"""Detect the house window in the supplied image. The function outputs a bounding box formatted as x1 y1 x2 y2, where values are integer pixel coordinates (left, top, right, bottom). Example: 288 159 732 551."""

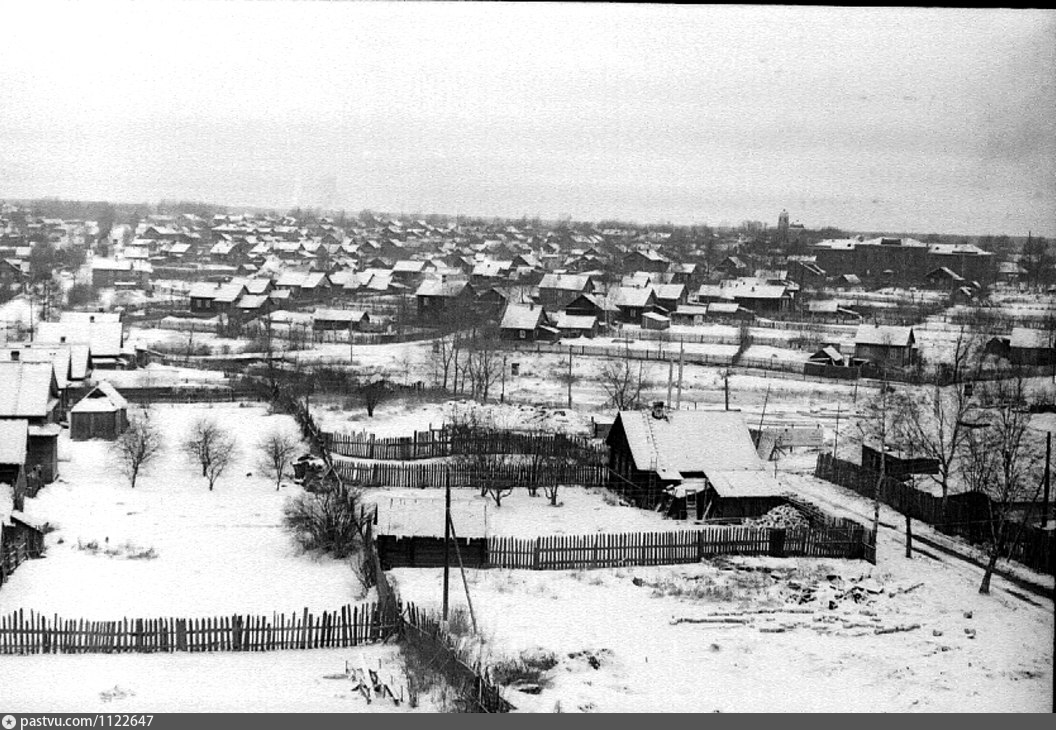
519 330 526 339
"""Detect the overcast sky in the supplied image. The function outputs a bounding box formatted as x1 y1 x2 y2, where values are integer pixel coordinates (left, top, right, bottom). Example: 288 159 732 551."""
1 2 1053 235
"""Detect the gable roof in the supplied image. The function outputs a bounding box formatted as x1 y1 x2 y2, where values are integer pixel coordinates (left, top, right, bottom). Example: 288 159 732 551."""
71 381 127 413
36 320 123 357
854 324 915 347
538 273 592 292
313 308 369 324
500 303 546 330
611 286 655 308
611 410 782 497
0 362 59 418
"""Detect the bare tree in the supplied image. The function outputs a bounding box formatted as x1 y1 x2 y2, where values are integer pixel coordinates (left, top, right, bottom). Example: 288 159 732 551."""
856 376 898 540
430 334 458 391
257 427 302 491
465 327 502 403
960 370 1045 594
183 417 237 491
599 353 643 410
359 377 388 417
111 408 164 489
892 329 981 518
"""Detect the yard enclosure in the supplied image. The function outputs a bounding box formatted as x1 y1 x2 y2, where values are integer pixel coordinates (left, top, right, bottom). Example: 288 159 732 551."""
379 525 876 570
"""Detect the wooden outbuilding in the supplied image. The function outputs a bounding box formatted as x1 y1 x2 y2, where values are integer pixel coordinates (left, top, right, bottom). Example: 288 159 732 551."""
69 382 129 441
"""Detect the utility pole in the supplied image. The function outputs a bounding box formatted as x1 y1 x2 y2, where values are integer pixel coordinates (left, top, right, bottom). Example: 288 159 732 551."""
724 370 730 411
833 403 842 459
1043 431 1052 529
567 346 573 410
666 356 674 409
442 470 451 622
501 354 507 404
676 343 684 410
758 384 771 433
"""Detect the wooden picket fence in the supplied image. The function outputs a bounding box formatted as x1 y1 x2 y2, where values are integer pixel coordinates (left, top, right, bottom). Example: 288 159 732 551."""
334 459 607 489
324 427 606 464
0 602 401 655
485 524 875 570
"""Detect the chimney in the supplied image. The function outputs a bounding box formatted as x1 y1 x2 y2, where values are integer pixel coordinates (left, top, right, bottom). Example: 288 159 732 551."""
60 336 66 343
10 351 19 361
651 401 667 420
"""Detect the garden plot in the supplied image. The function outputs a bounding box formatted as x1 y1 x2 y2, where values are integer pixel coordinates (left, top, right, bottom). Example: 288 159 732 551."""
315 396 594 437
0 646 431 713
365 486 676 538
0 403 361 619
389 550 1052 713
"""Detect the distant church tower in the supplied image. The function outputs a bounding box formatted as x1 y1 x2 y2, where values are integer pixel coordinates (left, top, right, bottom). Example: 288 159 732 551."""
777 209 790 243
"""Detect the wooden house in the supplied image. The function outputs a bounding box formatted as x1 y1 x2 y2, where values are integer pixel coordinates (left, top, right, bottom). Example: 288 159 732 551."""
605 407 785 518
312 308 371 332
610 286 657 325
70 382 128 441
853 324 917 369
537 274 596 310
414 279 475 321
622 249 670 273
1009 327 1056 367
499 303 558 342
0 361 61 483
551 312 599 339
0 419 28 503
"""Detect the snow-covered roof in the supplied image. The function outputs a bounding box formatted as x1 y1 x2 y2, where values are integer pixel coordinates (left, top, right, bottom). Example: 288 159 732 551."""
71 381 127 413
653 284 686 301
415 279 470 298
552 313 596 330
0 362 57 418
538 273 592 292
854 324 915 347
500 303 545 330
0 419 28 465
611 286 654 308
0 346 72 389
36 319 123 357
1010 327 1054 350
376 495 488 539
612 410 782 498
313 308 368 323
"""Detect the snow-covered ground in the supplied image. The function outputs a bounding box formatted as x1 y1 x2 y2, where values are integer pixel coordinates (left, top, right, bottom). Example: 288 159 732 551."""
1 646 430 712
390 549 1051 712
1 404 360 619
367 486 676 538
315 396 595 437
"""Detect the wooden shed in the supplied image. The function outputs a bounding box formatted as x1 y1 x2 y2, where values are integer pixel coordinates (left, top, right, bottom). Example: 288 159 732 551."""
70 382 129 441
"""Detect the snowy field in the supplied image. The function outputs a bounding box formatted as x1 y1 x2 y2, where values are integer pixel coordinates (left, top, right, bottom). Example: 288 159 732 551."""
1 404 361 619
0 646 429 713
367 486 678 538
391 550 1051 713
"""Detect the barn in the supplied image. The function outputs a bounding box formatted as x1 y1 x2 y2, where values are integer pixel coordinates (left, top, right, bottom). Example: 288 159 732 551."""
69 382 129 441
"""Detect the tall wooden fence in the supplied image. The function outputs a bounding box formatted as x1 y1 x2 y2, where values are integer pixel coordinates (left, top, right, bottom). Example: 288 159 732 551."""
0 602 401 655
815 453 1053 575
325 427 605 464
334 459 606 489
